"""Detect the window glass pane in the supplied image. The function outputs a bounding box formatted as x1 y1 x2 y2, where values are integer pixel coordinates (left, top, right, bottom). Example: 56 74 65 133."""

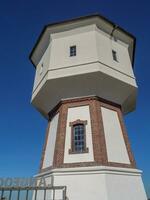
73 124 85 152
39 63 44 75
70 46 76 57
112 50 118 62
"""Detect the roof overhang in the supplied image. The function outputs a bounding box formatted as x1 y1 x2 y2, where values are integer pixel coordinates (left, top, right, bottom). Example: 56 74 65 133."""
29 14 136 68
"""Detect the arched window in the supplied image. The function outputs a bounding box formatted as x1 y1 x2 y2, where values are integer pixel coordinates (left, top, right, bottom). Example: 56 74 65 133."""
69 120 89 154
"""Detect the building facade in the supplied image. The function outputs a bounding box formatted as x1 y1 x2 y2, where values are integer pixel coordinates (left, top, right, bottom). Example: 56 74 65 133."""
30 14 147 200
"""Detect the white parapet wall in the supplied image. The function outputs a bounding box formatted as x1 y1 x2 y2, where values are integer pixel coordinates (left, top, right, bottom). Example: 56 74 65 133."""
36 166 147 200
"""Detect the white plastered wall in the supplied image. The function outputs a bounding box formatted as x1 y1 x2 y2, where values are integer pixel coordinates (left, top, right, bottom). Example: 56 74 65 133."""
64 105 94 163
95 26 135 77
36 166 147 200
42 113 59 168
49 25 97 70
33 24 136 92
106 172 147 200
101 107 130 164
33 43 51 91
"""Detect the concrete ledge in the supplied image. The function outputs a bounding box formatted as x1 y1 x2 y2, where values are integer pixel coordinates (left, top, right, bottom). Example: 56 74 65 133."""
36 166 143 177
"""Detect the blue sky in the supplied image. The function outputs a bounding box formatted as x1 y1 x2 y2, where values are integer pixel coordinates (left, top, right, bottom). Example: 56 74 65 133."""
0 0 149 197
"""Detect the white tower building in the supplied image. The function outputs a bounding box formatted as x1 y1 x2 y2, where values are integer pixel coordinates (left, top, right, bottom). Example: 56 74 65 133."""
29 14 147 200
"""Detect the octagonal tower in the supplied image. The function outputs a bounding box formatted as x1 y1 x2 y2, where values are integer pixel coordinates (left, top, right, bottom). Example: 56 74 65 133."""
30 14 147 200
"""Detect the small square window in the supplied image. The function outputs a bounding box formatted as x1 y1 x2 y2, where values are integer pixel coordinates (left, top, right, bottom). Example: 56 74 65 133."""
112 50 118 62
39 63 44 75
70 45 76 57
113 37 117 42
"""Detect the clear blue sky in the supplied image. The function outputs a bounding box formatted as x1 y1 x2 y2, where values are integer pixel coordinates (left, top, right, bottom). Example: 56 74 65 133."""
0 0 149 197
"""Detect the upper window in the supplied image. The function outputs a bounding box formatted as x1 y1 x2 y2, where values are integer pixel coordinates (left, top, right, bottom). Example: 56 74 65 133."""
113 36 117 42
39 63 44 75
69 119 88 154
112 50 118 62
70 45 76 57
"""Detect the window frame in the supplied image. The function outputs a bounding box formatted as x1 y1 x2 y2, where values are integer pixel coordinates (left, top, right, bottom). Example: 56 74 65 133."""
70 45 76 57
69 119 89 154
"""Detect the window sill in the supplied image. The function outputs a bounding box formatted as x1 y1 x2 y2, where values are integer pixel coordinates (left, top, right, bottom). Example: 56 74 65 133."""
68 147 89 154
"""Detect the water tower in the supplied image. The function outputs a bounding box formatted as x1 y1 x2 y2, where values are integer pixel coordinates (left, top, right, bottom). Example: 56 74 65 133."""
29 14 147 200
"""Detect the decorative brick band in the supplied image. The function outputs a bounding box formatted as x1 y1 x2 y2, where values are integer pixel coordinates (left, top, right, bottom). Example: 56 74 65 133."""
53 104 68 168
48 96 121 119
89 99 108 165
40 96 136 173
117 108 136 167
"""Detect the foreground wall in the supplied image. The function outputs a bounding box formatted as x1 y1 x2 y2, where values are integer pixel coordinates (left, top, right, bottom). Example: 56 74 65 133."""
37 166 147 200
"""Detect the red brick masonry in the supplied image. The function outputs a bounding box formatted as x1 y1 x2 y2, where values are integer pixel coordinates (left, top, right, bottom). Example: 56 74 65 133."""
40 96 136 173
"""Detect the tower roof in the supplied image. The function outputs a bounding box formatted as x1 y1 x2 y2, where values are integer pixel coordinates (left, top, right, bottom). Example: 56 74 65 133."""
29 13 136 68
